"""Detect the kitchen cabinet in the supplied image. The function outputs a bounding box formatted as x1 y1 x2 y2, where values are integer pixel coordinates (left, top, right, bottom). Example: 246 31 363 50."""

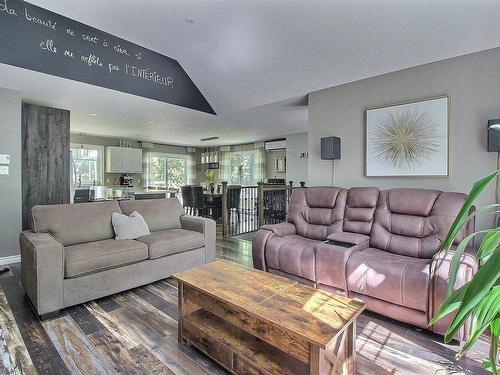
106 147 142 173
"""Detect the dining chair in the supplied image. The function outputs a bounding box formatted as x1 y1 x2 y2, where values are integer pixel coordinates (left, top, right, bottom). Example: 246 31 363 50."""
191 186 215 217
180 185 194 214
227 185 241 223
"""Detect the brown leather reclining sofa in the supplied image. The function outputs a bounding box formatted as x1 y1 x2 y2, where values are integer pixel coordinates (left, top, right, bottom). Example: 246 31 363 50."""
253 187 477 341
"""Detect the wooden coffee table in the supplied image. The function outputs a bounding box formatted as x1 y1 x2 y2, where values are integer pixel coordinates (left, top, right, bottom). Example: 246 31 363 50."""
173 260 365 375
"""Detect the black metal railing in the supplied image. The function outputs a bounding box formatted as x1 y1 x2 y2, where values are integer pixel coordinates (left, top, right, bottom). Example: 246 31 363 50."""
222 184 259 237
222 181 296 237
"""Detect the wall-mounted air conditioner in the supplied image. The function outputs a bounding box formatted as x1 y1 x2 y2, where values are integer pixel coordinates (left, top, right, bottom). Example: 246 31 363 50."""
265 140 286 151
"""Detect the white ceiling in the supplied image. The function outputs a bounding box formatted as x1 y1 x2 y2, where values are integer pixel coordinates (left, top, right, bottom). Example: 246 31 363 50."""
2 0 500 146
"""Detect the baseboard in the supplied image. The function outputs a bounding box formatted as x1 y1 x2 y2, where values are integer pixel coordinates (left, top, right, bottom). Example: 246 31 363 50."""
0 255 20 266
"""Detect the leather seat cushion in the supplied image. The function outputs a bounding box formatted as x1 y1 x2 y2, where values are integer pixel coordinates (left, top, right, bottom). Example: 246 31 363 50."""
346 248 430 312
64 239 148 278
137 229 205 259
265 235 321 281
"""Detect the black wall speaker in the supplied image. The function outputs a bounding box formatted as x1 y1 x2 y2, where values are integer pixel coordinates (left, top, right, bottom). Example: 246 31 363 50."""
321 136 341 160
488 119 500 152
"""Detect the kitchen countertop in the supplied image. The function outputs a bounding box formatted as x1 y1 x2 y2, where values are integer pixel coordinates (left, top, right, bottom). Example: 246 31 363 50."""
132 189 176 195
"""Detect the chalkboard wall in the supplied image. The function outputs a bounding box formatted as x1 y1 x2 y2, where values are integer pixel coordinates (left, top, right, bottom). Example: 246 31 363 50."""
0 0 215 114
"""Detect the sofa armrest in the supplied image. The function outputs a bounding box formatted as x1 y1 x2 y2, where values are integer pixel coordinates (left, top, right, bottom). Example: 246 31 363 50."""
260 222 296 237
19 231 64 316
180 215 216 262
252 223 296 271
429 246 478 341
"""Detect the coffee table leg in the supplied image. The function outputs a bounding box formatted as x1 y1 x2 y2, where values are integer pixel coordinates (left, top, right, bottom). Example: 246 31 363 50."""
178 282 185 344
310 320 356 375
344 320 355 375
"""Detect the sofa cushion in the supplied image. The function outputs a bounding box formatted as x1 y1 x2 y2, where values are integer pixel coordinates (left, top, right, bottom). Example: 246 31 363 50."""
287 187 347 241
137 229 205 259
346 248 430 312
343 187 379 235
370 189 468 258
265 235 321 281
32 201 121 246
112 211 151 240
64 239 148 278
119 198 183 232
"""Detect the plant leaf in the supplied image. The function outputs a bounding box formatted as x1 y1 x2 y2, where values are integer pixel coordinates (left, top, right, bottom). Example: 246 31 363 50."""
444 249 500 342
491 315 500 337
446 231 487 295
429 283 469 326
444 228 497 295
477 228 500 260
441 170 500 254
458 286 500 355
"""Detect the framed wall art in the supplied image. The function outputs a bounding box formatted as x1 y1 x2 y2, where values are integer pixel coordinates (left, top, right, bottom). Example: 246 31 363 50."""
365 96 449 177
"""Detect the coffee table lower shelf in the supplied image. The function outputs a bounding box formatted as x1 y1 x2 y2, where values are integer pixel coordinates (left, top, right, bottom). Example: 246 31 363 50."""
182 309 309 375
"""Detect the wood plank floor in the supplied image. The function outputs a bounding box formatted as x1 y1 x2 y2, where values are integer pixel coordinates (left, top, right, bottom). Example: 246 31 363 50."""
0 228 490 375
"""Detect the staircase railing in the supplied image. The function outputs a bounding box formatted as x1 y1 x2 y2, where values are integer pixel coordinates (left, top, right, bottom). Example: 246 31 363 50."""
222 181 297 237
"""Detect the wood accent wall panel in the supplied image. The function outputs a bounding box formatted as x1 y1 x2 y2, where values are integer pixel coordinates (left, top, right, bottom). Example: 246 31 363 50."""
22 103 70 229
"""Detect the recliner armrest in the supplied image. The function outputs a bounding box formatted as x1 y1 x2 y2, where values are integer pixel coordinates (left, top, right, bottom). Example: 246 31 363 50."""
429 246 478 341
432 247 478 270
19 230 64 316
260 222 296 237
180 215 216 262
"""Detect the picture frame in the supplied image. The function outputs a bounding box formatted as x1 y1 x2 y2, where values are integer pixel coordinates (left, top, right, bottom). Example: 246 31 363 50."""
365 96 449 177
275 156 286 173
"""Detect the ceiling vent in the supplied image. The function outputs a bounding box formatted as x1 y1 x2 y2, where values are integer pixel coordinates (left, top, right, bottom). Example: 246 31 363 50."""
265 140 286 151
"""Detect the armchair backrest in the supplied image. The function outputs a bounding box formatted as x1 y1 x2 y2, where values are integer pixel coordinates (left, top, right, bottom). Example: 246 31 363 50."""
370 189 468 258
343 187 379 235
287 187 346 241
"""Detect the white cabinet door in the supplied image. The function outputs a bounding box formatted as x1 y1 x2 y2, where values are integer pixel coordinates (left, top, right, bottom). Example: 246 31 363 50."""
106 147 123 173
122 149 133 173
122 148 143 173
130 149 143 173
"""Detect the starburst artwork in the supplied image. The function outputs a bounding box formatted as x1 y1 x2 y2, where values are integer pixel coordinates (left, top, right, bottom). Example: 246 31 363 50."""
366 97 448 176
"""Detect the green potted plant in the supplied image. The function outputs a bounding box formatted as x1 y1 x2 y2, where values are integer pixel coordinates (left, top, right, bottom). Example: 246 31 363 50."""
204 170 216 193
430 169 500 373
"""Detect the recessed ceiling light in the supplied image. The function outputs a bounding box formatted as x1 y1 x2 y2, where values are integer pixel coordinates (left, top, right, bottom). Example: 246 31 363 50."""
90 113 97 117
147 120 155 124
185 18 194 24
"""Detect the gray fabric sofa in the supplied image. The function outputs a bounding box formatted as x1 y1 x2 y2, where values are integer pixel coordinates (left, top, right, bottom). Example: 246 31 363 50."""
20 198 215 318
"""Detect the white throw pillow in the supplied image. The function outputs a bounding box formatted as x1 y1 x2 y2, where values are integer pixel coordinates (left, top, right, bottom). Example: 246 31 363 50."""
112 211 151 240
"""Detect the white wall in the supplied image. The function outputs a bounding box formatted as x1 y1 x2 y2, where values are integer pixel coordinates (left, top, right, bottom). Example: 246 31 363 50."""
0 88 22 258
308 48 500 230
286 132 308 185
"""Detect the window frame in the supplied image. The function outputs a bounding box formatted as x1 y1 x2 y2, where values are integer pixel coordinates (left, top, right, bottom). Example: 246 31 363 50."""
149 152 189 189
70 143 105 186
229 151 255 186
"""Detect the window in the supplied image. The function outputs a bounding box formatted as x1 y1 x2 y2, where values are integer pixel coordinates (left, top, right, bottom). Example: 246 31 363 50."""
230 152 254 185
148 153 187 189
71 144 104 186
